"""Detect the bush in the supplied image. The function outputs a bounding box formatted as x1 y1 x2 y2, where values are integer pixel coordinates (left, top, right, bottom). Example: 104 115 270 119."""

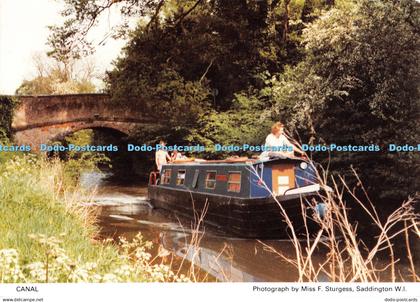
0 96 16 141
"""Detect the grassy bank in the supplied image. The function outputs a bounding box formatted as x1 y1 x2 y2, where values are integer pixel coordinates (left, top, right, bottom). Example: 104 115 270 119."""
0 154 187 282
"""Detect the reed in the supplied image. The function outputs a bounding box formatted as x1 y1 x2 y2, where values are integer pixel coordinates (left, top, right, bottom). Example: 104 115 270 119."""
153 196 213 282
249 161 419 282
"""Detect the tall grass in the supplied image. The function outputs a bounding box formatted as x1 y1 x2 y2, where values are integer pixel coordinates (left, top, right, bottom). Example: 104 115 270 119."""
0 155 97 261
0 154 187 282
148 197 215 282
250 162 419 282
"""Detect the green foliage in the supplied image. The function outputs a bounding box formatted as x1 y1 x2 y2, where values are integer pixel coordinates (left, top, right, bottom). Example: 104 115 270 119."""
269 0 420 201
0 96 16 141
106 0 316 108
0 155 105 263
50 130 111 182
15 53 97 95
187 90 273 158
16 76 96 95
122 68 212 145
103 0 335 151
0 156 186 282
46 0 419 201
47 0 335 154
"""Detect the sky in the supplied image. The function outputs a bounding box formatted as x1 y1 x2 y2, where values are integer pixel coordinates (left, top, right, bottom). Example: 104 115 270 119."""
0 0 128 94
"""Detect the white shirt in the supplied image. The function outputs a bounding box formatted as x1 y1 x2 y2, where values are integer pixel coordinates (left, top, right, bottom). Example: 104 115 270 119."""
155 150 169 171
260 133 294 158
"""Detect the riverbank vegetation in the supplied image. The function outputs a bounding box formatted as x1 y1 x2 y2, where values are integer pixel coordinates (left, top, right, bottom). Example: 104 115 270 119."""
1 0 417 283
0 154 188 282
48 0 419 205
15 53 98 95
0 96 16 141
0 153 417 282
252 165 420 282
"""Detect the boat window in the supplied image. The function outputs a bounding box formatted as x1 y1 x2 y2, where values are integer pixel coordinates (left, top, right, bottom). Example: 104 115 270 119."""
228 172 241 193
205 171 217 189
162 169 172 184
176 169 186 185
192 169 199 188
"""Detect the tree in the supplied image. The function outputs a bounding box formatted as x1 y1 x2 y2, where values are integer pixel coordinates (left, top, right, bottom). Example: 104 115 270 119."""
16 53 98 95
269 0 420 201
49 0 334 104
126 68 212 145
46 0 335 153
99 0 333 145
0 96 15 141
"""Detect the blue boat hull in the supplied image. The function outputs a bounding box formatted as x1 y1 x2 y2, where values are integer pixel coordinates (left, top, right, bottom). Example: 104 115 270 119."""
148 184 322 238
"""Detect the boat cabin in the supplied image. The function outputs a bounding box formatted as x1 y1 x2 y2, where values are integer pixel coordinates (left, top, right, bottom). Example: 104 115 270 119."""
148 156 326 238
154 157 318 199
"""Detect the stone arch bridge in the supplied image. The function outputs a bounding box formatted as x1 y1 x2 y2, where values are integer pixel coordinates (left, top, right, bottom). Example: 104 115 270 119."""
12 93 151 150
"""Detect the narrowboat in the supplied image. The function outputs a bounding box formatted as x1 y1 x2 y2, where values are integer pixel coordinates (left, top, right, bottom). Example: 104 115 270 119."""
148 156 330 238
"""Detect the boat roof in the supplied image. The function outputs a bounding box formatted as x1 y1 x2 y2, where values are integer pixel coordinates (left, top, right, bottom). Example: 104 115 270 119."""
163 156 307 167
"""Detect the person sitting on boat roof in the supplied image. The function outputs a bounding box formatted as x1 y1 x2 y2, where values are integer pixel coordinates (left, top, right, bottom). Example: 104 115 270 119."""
170 150 187 162
260 122 305 159
155 140 171 172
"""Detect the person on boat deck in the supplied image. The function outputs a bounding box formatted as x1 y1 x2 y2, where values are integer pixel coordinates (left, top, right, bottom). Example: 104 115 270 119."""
260 122 305 159
155 140 171 172
170 150 187 162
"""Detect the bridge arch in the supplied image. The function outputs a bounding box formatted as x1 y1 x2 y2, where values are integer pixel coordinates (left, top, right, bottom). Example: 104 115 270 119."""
49 124 130 141
14 121 138 151
11 94 152 151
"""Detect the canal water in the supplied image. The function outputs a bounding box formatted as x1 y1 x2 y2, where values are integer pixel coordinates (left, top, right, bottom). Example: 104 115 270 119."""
80 172 413 282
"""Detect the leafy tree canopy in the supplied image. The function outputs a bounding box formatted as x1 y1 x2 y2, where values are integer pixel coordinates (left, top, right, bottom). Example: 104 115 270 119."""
16 53 98 95
268 0 420 200
46 0 420 202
